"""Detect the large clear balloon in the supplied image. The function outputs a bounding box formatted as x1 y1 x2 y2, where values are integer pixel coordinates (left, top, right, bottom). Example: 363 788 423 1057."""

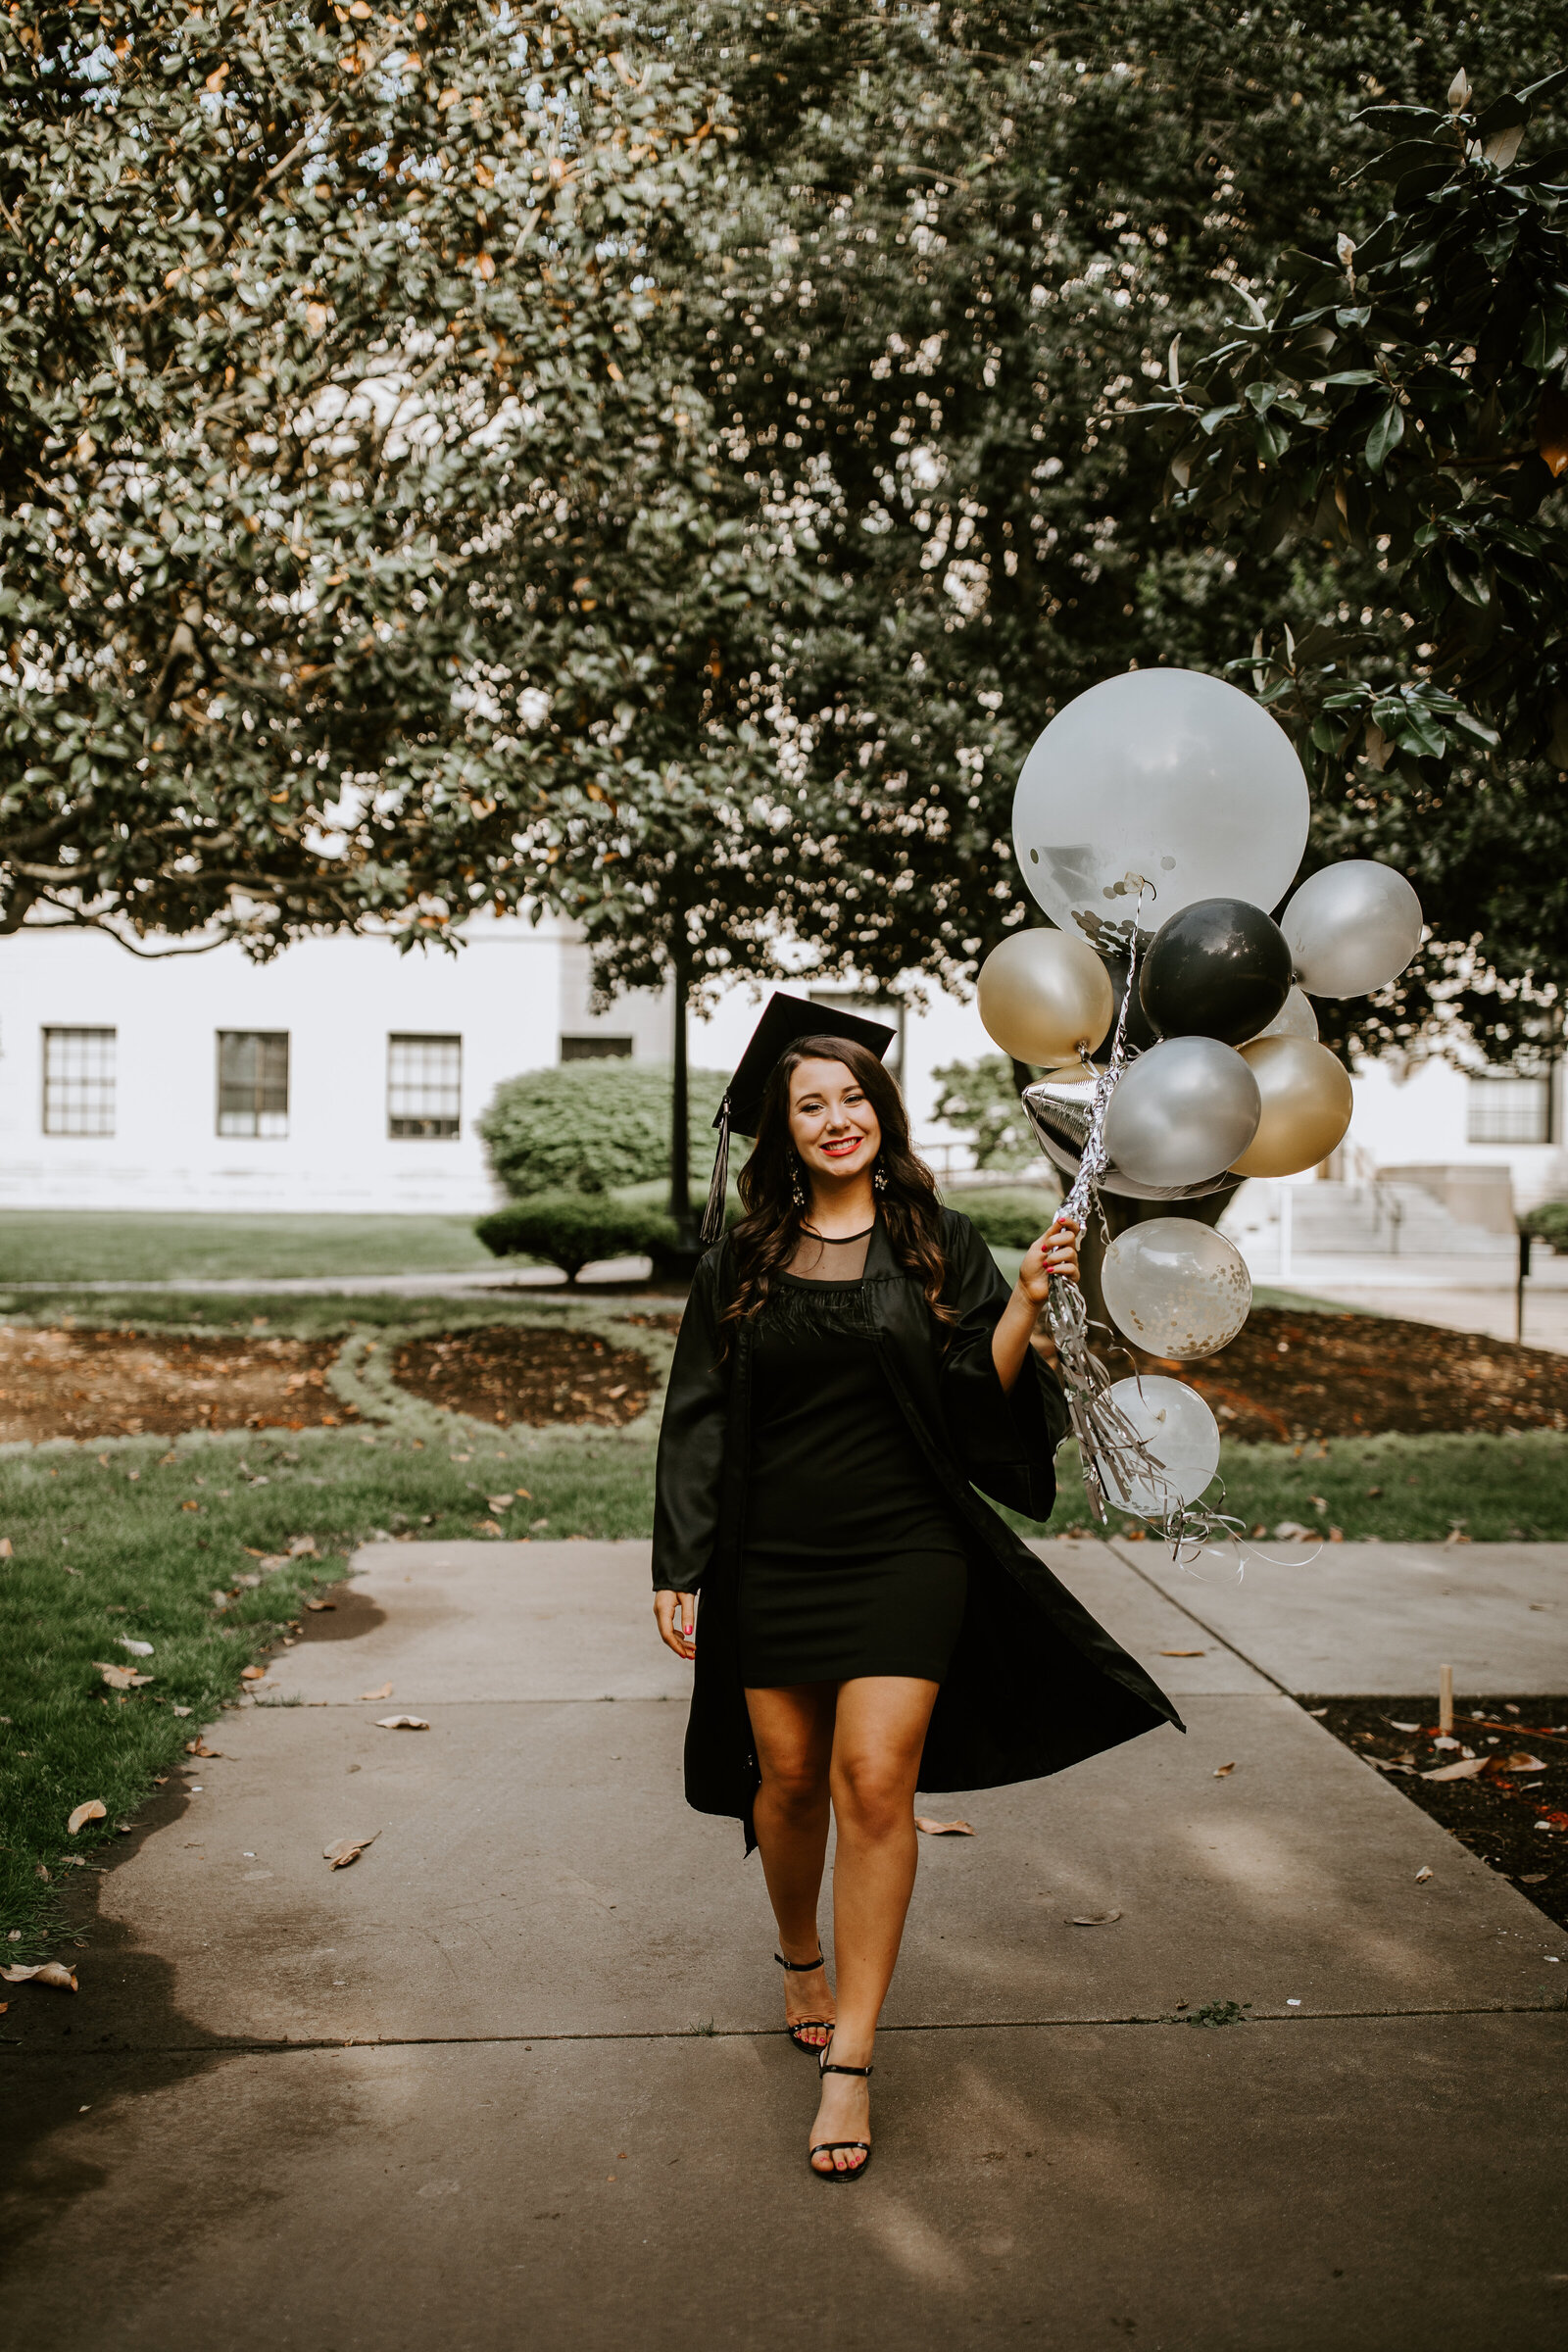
1022 1071 1234 1201
1012 669 1310 951
978 929 1113 1067
1280 861 1423 999
1102 1376 1221 1518
1102 1219 1252 1360
1229 1037 1354 1178
1102 1037 1261 1188
1254 985 1319 1042
1139 897 1292 1047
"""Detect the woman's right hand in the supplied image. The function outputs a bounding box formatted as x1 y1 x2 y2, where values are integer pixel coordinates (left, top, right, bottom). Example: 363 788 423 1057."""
655 1589 698 1660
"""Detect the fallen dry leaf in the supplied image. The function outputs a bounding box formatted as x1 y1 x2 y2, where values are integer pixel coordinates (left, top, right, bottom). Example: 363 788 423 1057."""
1502 1753 1548 1772
359 1683 394 1702
305 1597 335 1612
1421 1757 1488 1783
1414 1866 1434 1883
184 1739 221 1758
1212 1762 1237 1778
914 1816 974 1836
374 1715 429 1731
476 1519 504 1537
0 1537 13 1557
172 1705 192 1718
1068 1910 1123 1927
1388 1720 1420 1733
485 1494 515 1513
287 1534 318 1557
93 1662 153 1690
67 1799 107 1836
323 1831 380 1869
239 1665 268 1682
1159 1648 1205 1657
1371 1759 1416 1776
2 1961 78 1990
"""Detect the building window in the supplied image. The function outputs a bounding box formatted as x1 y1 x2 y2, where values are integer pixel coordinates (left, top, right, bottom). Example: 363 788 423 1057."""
1465 1075 1551 1146
388 1034 462 1138
561 1035 633 1061
217 1031 289 1139
42 1027 116 1136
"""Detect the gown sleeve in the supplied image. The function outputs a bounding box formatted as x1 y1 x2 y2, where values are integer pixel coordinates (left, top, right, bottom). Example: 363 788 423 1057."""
651 1248 731 1592
938 1210 1069 1523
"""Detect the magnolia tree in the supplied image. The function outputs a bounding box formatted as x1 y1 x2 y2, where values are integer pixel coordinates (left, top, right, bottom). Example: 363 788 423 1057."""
1142 64 1568 1058
0 0 724 952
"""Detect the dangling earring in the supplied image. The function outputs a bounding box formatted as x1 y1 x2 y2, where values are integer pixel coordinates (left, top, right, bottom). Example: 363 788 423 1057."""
872 1160 888 1197
790 1161 807 1212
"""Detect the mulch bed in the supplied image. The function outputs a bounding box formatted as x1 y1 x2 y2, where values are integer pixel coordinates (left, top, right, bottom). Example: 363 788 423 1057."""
0 1325 359 1443
1302 1693 1568 1934
391 1326 653 1428
1117 1306 1568 1445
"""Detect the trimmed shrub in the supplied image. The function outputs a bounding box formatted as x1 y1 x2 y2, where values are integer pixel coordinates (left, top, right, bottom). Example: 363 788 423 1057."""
947 1185 1062 1250
930 1054 1041 1172
474 1195 672 1282
478 1062 729 1199
1522 1200 1568 1252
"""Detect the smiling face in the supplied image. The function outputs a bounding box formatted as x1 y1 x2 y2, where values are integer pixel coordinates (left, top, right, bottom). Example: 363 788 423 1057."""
787 1055 883 1185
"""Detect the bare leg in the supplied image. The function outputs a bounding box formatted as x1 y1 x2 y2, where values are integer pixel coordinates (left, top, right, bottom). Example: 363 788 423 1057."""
811 1675 940 2175
746 1683 839 2049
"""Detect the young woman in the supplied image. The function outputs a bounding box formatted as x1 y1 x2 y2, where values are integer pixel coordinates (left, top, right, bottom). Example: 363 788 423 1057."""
653 1028 1179 2182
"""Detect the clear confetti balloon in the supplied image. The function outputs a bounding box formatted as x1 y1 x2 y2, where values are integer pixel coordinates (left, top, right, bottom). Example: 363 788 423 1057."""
1012 669 1310 953
1102 1218 1252 1360
1102 1376 1221 1518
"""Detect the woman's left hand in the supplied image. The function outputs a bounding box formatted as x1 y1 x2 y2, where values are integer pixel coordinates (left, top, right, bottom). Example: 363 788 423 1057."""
1016 1211 1082 1305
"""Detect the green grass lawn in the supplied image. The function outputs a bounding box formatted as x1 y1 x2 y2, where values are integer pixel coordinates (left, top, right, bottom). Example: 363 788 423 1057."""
4 1281 1567 1966
0 1210 497 1286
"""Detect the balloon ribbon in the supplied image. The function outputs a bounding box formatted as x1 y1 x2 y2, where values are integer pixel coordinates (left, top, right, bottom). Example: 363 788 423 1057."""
1030 916 1231 1550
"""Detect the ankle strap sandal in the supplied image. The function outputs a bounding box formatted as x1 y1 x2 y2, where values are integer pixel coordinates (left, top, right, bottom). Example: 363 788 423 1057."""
775 1950 833 2055
810 2040 873 2182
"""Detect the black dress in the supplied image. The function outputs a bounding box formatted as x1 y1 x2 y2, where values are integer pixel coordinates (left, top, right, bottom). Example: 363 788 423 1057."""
737 1225 971 1688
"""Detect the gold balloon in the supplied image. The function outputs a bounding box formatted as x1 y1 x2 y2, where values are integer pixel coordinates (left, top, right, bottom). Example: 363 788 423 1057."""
1229 1037 1353 1178
978 930 1113 1066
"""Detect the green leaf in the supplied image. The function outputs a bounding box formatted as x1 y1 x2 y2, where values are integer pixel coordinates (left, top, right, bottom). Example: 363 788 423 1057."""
1365 402 1405 473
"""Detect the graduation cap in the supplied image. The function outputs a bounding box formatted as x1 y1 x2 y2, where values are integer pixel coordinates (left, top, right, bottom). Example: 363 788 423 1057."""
701 992 898 1244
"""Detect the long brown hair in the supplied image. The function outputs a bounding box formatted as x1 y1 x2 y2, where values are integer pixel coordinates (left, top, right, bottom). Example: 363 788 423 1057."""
721 1037 954 1330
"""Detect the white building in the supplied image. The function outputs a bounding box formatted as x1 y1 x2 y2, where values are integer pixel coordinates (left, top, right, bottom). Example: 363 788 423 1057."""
2 913 1563 1219
0 913 992 1214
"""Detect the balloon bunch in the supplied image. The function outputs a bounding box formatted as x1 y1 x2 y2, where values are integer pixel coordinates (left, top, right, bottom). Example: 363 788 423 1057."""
976 668 1425 1544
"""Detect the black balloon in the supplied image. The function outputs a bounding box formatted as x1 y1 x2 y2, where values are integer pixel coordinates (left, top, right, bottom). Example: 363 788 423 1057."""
1102 950 1161 1056
1139 898 1292 1048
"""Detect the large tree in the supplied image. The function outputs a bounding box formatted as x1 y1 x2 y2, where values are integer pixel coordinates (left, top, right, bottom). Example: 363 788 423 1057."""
644 2 1565 1034
1141 64 1568 1060
0 0 722 954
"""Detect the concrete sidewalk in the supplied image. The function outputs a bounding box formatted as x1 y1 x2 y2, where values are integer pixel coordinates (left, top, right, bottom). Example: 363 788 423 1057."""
2 1539 1564 2350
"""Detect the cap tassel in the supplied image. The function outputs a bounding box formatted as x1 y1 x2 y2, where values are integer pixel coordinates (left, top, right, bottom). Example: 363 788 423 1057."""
700 1098 732 1247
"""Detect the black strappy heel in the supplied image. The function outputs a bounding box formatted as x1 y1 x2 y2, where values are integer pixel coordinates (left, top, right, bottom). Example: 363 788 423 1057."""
775 1950 834 2054
810 2038 873 2182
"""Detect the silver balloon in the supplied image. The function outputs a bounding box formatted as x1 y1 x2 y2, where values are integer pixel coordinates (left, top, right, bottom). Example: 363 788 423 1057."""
1012 669 1310 952
1280 861 1423 999
1102 1376 1221 1518
1102 1038 1261 1188
1102 1218 1252 1360
1022 1071 1233 1201
1254 985 1319 1042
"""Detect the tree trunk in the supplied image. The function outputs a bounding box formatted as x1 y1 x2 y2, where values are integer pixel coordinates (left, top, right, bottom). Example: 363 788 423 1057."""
668 940 694 1245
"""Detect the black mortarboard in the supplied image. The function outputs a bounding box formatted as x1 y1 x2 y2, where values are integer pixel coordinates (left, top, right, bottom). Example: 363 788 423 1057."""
701 991 898 1244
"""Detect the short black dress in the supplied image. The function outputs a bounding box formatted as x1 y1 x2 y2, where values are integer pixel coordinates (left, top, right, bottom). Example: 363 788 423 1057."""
736 1223 971 1688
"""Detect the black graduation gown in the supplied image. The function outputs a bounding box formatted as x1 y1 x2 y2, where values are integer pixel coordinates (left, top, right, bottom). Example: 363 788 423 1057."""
652 1209 1184 1839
